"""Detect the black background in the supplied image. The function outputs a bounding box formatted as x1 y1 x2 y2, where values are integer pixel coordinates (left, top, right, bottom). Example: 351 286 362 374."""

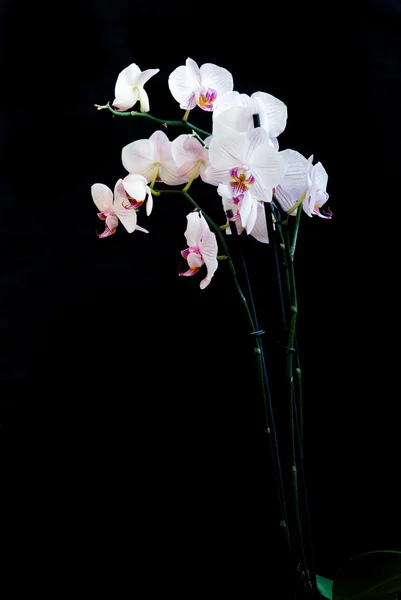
1 0 400 594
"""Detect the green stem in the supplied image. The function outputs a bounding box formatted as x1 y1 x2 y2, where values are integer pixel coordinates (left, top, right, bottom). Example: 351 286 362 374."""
156 187 292 554
273 203 303 451
283 220 312 594
183 163 200 192
294 336 303 450
290 202 303 259
287 191 306 216
94 103 211 138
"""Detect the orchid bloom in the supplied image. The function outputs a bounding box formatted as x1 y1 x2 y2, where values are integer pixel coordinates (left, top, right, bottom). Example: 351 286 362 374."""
212 90 287 149
168 58 233 112
171 134 212 183
275 150 331 218
122 130 187 186
179 212 218 289
91 180 149 238
205 128 286 203
218 184 270 243
112 63 160 112
121 174 153 216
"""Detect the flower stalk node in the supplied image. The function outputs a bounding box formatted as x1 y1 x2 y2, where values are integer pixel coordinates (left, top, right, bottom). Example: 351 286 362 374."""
250 329 265 337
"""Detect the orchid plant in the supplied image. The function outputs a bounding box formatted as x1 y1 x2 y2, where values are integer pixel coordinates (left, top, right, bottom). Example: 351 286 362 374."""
92 59 400 599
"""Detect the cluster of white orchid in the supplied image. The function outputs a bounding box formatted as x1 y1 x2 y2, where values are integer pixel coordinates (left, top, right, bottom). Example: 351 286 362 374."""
91 58 334 595
92 58 331 290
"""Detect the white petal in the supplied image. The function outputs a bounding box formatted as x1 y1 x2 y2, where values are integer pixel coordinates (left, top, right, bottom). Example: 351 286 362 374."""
217 183 231 200
213 91 250 119
113 88 138 111
106 214 119 230
136 68 160 88
121 139 155 180
113 197 139 233
244 127 271 164
171 134 202 178
150 131 187 184
135 224 149 233
311 162 328 192
187 252 203 270
212 106 253 136
275 149 309 212
199 162 211 183
184 212 202 247
303 193 314 217
199 231 218 289
249 203 269 243
203 165 229 186
238 190 252 228
252 91 288 138
199 63 234 99
137 86 150 113
113 178 126 198
158 160 187 185
145 189 153 216
244 198 258 235
168 64 199 109
150 130 171 161
198 213 212 242
269 136 279 150
91 183 113 212
251 142 286 196
122 174 148 201
114 64 141 94
185 58 202 84
171 134 197 167
208 131 247 172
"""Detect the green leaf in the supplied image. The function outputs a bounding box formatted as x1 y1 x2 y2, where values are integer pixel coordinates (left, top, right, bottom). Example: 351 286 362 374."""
332 550 401 600
316 574 334 599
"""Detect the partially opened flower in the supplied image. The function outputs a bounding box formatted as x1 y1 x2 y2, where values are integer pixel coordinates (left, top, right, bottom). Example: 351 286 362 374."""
122 130 187 186
168 58 233 112
91 180 149 238
213 90 287 148
275 150 331 218
179 212 218 289
113 63 160 112
171 134 212 182
121 174 153 216
205 128 286 202
217 184 269 243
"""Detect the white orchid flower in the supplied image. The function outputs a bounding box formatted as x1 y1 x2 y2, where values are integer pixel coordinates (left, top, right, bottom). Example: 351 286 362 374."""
205 128 286 203
121 174 153 216
217 184 269 243
113 63 159 112
168 57 233 112
179 212 218 289
171 134 212 182
91 180 149 238
275 150 331 218
122 130 187 186
212 90 287 148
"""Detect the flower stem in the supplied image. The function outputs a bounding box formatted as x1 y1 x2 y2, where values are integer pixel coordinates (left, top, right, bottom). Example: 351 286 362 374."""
290 200 303 259
94 103 211 138
265 202 288 332
183 163 201 192
283 215 314 595
224 208 292 558
156 187 292 555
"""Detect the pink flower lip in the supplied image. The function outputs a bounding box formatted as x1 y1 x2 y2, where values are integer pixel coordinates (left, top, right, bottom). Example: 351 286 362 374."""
197 88 217 111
